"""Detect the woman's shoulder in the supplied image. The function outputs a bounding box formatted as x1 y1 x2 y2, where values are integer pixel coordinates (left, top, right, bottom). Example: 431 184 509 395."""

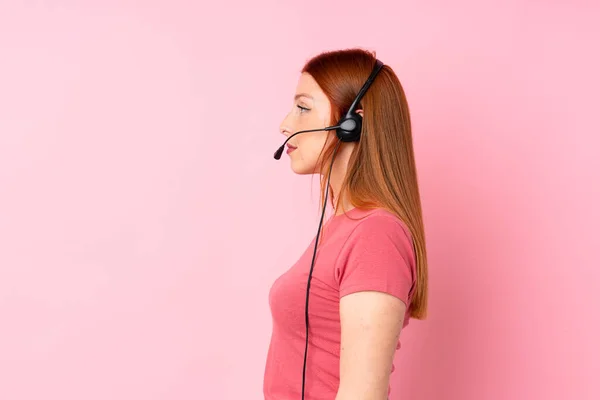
338 207 412 241
334 207 417 300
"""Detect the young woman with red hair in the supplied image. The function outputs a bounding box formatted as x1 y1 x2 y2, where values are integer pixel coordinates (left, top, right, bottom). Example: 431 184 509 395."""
264 48 429 400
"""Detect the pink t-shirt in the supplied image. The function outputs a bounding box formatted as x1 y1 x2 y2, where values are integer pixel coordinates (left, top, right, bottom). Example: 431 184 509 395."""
263 207 417 400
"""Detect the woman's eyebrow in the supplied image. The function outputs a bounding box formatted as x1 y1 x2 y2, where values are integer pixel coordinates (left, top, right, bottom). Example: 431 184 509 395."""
294 93 314 101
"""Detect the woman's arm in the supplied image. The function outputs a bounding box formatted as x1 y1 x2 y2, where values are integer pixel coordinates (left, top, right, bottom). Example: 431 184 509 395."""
336 290 406 400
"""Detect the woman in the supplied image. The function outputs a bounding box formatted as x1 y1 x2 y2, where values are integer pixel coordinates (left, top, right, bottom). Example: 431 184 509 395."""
264 48 428 400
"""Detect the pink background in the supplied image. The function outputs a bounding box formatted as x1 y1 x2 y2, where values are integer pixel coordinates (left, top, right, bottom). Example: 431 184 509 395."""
1 1 599 399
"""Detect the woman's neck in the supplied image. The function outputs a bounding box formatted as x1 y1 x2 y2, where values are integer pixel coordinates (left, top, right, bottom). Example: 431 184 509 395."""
326 142 356 216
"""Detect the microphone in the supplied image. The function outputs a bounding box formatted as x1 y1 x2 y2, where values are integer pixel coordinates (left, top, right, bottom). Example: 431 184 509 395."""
274 125 340 160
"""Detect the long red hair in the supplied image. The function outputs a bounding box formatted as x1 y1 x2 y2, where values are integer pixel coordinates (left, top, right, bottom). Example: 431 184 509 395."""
302 48 429 319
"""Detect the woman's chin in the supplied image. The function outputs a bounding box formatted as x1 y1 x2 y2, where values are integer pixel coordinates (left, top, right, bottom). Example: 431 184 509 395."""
290 161 314 175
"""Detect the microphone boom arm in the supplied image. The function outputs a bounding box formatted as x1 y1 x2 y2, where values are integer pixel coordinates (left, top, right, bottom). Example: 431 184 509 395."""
273 125 340 160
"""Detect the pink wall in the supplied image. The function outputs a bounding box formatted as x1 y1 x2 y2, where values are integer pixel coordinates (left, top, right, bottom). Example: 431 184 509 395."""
1 1 598 399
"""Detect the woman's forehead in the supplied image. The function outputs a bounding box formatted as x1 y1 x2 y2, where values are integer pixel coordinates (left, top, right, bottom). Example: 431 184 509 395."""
295 73 326 100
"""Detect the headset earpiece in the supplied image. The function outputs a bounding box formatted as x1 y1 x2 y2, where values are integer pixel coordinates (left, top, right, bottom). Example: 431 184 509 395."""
336 111 362 142
334 59 384 144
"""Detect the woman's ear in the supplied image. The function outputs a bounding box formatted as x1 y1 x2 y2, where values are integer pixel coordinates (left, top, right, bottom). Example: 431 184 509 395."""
356 109 364 118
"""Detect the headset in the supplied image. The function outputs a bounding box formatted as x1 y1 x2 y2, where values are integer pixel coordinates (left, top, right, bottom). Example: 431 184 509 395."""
273 58 385 400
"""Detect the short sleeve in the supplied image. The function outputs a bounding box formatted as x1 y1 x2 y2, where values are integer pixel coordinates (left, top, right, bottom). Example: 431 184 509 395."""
335 215 416 307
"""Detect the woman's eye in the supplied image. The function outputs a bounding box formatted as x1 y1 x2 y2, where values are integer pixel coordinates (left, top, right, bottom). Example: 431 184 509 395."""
297 105 310 113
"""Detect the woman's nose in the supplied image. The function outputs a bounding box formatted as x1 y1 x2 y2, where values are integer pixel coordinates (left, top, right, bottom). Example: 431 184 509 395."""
279 111 294 137
279 124 290 137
